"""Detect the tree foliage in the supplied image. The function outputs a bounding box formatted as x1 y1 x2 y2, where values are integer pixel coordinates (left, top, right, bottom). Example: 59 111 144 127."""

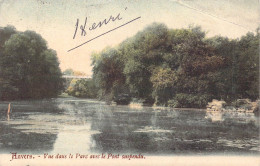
66 79 97 98
0 26 63 100
91 23 259 107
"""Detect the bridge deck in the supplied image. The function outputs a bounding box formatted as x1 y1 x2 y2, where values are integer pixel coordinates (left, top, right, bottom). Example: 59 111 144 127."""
62 75 91 79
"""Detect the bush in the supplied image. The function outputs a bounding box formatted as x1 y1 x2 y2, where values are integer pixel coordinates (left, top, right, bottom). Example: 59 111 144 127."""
113 93 131 105
66 79 97 98
168 93 212 108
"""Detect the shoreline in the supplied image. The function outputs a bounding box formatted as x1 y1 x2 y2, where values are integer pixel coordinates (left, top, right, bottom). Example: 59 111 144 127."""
1 96 258 114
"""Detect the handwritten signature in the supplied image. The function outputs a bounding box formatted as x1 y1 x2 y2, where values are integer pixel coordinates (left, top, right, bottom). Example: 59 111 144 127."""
73 12 122 39
68 7 141 52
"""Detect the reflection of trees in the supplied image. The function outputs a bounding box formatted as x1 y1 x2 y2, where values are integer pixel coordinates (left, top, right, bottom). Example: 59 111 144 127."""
205 112 224 122
51 124 97 154
205 111 258 125
89 107 187 153
1 98 258 154
0 124 57 153
90 106 154 153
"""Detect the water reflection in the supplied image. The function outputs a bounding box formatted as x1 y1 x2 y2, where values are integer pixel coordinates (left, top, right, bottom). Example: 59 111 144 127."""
7 114 10 122
205 111 258 124
0 98 259 155
205 112 224 122
51 124 100 154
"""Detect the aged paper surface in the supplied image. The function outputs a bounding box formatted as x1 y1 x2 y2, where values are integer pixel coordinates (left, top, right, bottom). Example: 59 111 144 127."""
0 0 259 166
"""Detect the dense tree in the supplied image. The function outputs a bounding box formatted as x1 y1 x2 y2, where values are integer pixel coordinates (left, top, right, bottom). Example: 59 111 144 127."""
120 23 168 104
91 23 259 107
66 79 97 98
207 30 259 102
92 48 129 103
237 32 259 100
63 68 74 76
150 67 177 105
0 27 63 100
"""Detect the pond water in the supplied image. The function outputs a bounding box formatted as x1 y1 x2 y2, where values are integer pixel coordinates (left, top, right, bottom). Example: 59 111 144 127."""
0 98 259 155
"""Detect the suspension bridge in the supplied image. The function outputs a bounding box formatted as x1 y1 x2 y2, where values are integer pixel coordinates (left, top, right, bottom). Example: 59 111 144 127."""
62 75 92 79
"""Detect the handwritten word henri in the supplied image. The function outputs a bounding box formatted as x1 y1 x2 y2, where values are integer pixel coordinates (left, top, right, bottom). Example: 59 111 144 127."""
73 12 122 39
68 7 141 52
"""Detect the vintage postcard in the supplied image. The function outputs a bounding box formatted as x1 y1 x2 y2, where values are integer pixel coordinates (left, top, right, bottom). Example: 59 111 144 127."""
0 0 259 165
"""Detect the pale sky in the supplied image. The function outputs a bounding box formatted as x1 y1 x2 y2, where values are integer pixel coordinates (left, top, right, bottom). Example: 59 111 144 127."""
0 0 259 75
